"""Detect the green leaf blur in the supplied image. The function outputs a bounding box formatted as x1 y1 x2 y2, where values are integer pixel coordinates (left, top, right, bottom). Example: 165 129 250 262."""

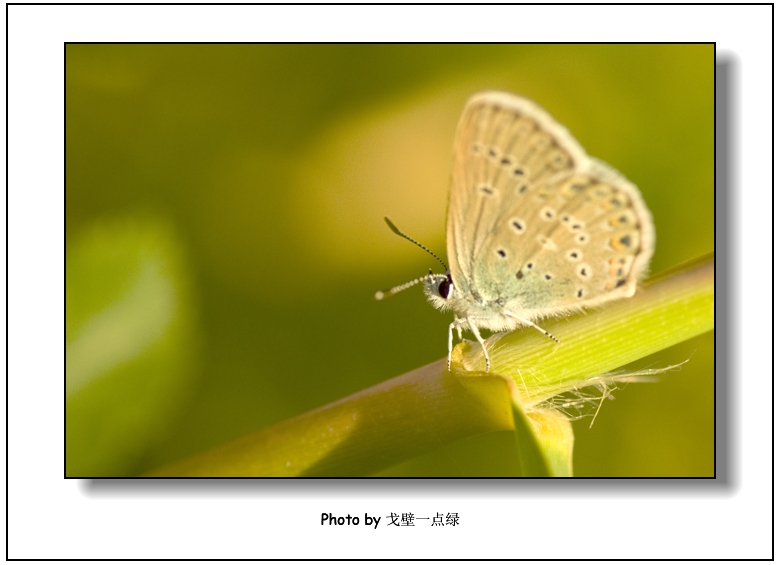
66 218 199 475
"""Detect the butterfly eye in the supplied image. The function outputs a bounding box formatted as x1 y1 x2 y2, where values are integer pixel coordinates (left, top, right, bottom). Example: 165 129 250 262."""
438 279 453 299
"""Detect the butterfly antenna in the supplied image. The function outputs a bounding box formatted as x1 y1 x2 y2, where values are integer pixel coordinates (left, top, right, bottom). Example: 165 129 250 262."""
374 275 430 300
383 217 448 271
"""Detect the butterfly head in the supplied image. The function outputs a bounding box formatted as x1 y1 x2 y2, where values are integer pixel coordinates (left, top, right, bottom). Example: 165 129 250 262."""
376 217 460 312
423 270 455 312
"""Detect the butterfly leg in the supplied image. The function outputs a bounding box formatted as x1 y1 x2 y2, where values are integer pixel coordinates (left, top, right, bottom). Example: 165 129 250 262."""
466 318 490 372
503 311 560 344
447 317 471 371
453 314 464 340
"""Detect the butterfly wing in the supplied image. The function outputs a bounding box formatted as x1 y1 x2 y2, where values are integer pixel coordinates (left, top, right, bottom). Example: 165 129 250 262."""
446 91 654 321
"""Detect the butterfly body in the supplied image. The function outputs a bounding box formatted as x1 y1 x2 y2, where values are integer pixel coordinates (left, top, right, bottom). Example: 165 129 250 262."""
380 91 654 372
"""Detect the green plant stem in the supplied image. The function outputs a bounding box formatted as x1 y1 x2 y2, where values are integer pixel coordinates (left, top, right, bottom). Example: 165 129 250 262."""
148 362 514 476
147 256 713 477
459 255 715 407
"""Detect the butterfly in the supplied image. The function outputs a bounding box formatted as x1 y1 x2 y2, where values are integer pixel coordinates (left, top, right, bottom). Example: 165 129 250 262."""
377 91 655 372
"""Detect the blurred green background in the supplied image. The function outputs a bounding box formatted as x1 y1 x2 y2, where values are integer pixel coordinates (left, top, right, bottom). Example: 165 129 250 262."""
66 44 714 477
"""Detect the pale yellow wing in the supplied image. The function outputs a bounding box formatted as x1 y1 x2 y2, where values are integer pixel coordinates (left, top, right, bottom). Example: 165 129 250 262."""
446 91 654 319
